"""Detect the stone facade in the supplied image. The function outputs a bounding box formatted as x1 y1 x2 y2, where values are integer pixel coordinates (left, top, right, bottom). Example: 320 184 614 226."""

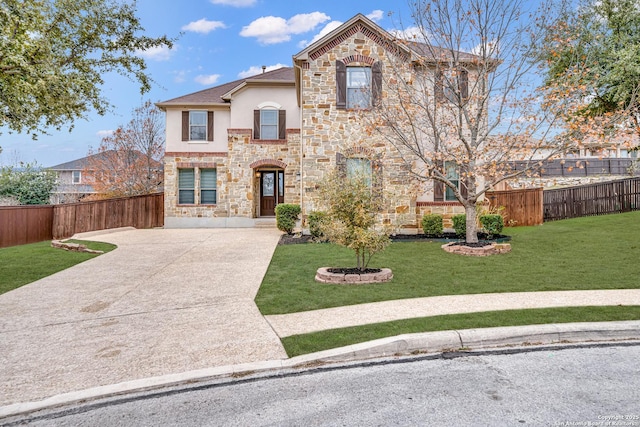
297 25 420 229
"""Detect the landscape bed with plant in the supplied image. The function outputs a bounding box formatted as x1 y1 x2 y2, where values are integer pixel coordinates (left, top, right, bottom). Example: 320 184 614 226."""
256 211 640 315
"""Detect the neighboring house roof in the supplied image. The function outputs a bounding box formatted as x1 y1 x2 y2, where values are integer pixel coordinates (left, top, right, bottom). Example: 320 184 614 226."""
48 150 163 171
156 67 295 108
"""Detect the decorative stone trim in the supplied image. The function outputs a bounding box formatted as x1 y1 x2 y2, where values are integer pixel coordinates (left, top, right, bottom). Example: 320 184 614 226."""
176 162 217 168
227 129 252 135
309 23 408 61
343 54 376 65
250 159 288 169
315 267 393 284
249 139 288 145
166 152 227 157
343 146 376 158
417 201 463 207
51 240 104 254
442 242 512 256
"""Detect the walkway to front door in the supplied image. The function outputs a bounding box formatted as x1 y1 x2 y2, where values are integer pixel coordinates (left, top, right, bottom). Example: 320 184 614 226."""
260 170 284 216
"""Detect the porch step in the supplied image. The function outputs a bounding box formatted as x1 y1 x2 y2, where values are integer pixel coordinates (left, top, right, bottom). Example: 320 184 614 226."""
254 218 277 228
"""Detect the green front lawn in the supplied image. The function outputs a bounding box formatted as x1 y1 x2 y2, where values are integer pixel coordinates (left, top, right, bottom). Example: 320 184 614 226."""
256 211 640 315
282 306 640 357
0 240 116 295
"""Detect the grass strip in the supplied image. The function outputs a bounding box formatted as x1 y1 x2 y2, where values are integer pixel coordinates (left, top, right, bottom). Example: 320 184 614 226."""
281 306 640 357
0 240 116 295
257 211 640 315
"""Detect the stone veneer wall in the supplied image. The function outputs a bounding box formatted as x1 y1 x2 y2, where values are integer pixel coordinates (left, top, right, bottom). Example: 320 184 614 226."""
227 129 301 217
165 130 301 224
164 152 229 220
299 29 420 229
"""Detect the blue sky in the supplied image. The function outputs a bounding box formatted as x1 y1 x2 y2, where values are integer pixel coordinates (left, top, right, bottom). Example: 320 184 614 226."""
1 0 418 167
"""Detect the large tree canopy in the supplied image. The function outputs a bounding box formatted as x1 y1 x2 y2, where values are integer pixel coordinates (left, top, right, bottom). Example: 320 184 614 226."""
541 0 640 139
0 0 173 137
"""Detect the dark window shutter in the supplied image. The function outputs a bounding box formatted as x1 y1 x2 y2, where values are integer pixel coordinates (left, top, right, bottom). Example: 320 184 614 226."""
253 110 260 140
182 111 189 141
434 69 444 103
459 165 468 198
434 160 444 201
459 69 469 100
336 152 346 178
336 60 346 109
373 157 383 204
372 61 382 106
207 111 214 141
278 110 286 140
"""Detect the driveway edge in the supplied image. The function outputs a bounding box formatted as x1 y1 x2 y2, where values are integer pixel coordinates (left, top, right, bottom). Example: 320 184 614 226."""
2 320 639 421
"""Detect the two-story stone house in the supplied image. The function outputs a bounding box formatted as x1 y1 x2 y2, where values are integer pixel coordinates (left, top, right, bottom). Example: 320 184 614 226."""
158 13 477 229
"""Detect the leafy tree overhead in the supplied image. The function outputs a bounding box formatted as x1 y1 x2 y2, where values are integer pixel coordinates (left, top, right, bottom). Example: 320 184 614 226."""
541 0 640 144
0 162 57 205
0 0 174 138
84 100 164 198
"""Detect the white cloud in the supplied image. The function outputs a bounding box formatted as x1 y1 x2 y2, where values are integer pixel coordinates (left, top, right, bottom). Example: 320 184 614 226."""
210 0 256 6
298 20 343 48
390 26 428 42
237 63 287 79
194 74 222 85
367 10 384 22
182 19 226 34
136 45 177 61
172 70 187 83
96 130 114 138
240 12 330 44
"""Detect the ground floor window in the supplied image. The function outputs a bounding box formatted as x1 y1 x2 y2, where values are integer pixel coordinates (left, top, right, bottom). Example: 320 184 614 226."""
178 168 195 204
444 161 459 201
178 167 217 205
346 157 372 186
200 168 217 204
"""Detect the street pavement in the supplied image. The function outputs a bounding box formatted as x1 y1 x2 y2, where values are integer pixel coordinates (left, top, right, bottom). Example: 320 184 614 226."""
1 227 639 420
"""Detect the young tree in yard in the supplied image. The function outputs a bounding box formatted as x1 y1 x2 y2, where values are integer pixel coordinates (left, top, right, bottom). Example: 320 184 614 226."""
370 0 571 243
540 0 640 148
0 163 57 205
84 101 164 198
0 0 174 141
317 170 390 271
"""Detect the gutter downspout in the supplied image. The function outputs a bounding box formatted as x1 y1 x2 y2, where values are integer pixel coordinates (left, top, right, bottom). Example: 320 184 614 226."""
294 61 305 223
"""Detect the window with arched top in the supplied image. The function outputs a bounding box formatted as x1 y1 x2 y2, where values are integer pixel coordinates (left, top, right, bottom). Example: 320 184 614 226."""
253 107 286 140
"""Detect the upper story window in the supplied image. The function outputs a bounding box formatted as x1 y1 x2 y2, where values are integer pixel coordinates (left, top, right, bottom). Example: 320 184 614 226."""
253 106 286 140
189 111 207 140
347 67 372 109
181 111 214 142
336 60 382 110
435 68 469 104
260 109 278 139
72 170 81 184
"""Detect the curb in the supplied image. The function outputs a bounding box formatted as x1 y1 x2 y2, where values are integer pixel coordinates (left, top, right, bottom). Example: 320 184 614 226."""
2 320 639 420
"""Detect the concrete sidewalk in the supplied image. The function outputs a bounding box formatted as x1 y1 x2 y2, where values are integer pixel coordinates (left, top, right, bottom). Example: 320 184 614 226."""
266 289 640 337
0 228 286 407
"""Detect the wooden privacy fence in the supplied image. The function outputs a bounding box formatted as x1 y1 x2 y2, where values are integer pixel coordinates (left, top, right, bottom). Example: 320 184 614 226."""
485 187 544 226
0 193 164 248
53 193 164 239
543 177 640 221
0 205 54 248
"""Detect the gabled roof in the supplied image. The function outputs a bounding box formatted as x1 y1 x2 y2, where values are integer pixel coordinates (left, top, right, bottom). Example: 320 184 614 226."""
48 151 115 170
156 67 295 108
48 150 162 170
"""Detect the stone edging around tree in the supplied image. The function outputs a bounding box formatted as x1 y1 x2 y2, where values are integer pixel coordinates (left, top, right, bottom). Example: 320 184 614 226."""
441 242 511 256
51 240 104 254
315 267 393 284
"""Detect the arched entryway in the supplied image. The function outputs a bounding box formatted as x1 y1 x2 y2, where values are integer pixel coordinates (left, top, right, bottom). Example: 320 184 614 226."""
250 159 287 217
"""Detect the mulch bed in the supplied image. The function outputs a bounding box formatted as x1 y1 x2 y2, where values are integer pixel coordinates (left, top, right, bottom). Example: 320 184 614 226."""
327 267 382 274
278 232 510 246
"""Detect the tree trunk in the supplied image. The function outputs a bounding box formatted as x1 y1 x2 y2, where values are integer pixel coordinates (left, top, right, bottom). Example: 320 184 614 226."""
465 203 478 243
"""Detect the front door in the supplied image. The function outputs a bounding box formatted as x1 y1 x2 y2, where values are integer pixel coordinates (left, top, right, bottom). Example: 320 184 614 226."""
260 170 284 216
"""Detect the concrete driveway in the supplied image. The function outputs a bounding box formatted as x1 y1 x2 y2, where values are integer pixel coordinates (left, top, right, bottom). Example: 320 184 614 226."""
0 228 286 406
